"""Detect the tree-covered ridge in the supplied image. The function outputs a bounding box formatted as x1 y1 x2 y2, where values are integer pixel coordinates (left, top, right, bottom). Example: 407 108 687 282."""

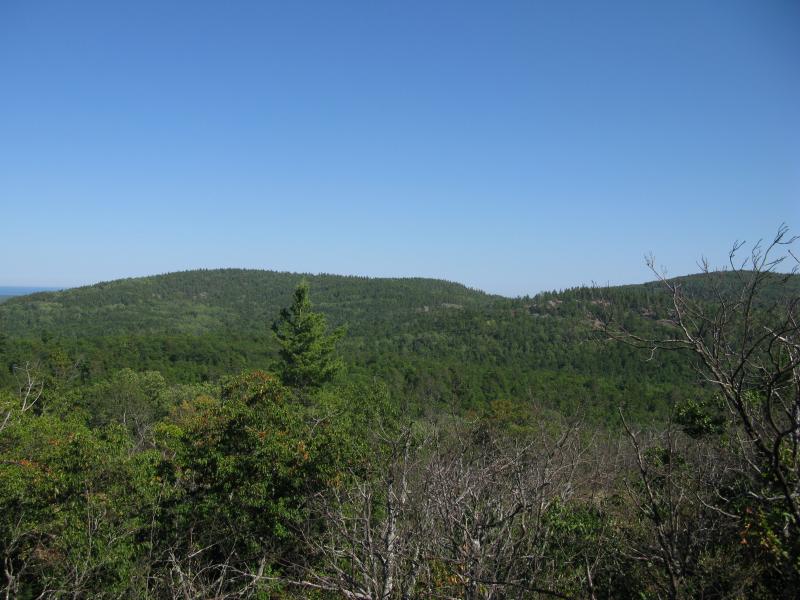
0 269 495 338
3 268 797 425
4 268 796 340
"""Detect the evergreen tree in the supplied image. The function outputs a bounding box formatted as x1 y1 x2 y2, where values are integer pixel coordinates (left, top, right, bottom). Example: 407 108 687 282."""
272 281 344 388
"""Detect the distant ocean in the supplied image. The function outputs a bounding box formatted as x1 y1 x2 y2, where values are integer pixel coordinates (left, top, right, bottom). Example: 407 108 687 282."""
0 286 62 297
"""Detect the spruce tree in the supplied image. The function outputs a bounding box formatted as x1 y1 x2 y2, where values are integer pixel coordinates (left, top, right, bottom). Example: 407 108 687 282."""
272 281 344 389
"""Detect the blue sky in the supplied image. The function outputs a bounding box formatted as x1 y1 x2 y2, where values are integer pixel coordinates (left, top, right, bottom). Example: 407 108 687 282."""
1 1 797 296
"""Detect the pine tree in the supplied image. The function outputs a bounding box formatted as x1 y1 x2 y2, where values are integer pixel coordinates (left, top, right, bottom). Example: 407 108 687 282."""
272 282 344 389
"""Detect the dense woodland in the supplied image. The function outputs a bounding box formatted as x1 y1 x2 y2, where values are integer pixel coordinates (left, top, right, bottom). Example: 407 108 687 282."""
0 266 731 426
1 230 800 598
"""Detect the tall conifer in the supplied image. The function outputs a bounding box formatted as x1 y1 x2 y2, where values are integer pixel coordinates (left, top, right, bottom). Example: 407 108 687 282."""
272 282 344 388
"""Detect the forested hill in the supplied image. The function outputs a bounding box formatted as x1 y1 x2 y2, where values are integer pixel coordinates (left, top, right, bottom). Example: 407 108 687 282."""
1 268 798 423
0 269 496 337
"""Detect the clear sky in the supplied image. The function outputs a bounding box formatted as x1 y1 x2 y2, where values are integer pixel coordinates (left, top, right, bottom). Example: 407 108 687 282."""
1 1 798 296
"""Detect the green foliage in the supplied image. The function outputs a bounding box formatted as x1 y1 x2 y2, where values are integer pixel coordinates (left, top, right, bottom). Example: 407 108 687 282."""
1 367 387 597
272 282 344 389
80 368 168 432
0 410 159 597
676 396 726 438
156 371 365 571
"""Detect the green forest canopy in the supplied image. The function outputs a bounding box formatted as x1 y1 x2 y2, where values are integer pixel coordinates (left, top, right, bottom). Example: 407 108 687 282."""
2 268 798 425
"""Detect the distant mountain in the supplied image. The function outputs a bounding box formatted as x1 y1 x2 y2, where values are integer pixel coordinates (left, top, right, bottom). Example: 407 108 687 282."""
1 269 797 424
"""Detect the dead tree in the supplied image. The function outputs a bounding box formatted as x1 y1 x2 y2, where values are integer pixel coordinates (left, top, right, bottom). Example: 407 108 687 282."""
0 362 44 436
289 423 433 600
290 418 590 599
608 225 800 579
